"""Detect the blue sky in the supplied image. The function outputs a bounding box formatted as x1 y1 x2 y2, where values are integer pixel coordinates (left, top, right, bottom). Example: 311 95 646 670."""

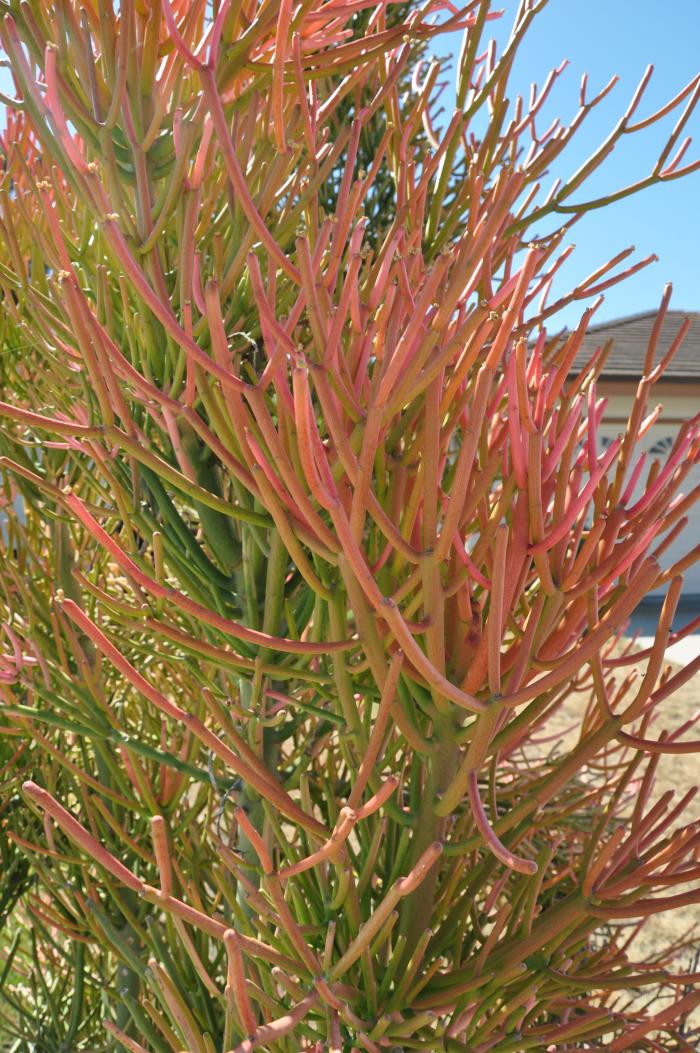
2 1 698 328
435 0 700 325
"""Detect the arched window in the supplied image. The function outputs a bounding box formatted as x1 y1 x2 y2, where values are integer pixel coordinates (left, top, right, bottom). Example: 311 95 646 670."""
647 436 674 457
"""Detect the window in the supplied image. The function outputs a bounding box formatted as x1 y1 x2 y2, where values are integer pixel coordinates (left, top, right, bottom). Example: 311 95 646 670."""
647 436 674 457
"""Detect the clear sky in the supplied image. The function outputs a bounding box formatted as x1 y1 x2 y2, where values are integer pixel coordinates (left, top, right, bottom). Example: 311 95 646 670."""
434 0 700 326
2 1 698 329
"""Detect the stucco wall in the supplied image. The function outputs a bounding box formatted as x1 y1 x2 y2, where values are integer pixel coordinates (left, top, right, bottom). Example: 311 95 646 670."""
597 392 700 595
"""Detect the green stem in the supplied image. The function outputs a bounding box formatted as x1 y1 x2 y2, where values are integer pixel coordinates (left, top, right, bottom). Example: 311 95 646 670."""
398 717 458 959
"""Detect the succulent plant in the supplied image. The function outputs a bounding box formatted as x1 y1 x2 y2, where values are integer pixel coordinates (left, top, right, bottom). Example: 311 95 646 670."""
1 1 700 1050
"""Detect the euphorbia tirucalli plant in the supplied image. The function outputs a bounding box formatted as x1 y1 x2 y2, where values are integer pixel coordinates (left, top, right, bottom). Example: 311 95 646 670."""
1 0 700 1049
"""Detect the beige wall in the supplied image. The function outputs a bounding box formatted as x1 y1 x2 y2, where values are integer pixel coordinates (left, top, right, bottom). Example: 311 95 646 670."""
595 388 700 594
598 383 699 426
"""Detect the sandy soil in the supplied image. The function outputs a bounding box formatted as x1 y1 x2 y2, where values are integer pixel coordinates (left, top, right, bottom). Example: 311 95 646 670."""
624 662 700 971
540 643 700 1037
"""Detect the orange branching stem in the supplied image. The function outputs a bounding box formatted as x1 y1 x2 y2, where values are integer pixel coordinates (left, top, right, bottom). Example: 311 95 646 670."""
225 928 258 1038
22 782 145 893
151 815 173 899
1 1 700 1050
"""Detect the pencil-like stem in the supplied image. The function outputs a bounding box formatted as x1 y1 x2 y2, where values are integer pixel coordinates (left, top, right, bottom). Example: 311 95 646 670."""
1 1 700 1049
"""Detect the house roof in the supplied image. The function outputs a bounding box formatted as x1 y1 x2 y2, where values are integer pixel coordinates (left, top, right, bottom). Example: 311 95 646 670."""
568 310 700 380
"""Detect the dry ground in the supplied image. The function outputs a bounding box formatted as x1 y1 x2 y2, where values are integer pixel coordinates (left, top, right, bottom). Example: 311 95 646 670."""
622 658 700 970
541 643 700 1040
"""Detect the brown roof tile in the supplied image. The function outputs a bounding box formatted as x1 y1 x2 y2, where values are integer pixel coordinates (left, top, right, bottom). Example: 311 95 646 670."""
568 310 700 380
